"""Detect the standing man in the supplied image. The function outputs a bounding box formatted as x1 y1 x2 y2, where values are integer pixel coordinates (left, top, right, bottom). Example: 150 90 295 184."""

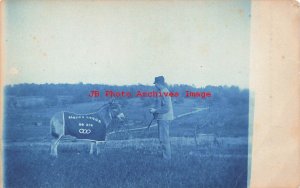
149 76 174 160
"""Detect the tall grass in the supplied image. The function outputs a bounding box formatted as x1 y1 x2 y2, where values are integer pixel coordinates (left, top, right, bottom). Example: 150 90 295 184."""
5 143 247 188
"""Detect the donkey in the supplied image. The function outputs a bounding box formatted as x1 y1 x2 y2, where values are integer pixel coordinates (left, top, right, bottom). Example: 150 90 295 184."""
50 101 125 157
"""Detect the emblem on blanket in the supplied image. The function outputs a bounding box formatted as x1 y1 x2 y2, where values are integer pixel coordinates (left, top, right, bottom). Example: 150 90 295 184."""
63 112 106 141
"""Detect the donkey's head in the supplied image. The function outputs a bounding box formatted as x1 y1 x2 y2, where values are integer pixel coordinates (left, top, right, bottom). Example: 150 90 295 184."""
107 100 126 123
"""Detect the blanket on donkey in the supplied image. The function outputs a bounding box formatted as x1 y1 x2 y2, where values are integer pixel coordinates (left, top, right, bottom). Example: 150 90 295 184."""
63 111 106 141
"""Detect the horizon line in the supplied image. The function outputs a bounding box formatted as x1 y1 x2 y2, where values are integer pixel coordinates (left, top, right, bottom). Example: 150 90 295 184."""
4 82 249 89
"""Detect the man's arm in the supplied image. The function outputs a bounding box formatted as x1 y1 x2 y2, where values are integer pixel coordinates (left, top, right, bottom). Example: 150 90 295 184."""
155 95 171 114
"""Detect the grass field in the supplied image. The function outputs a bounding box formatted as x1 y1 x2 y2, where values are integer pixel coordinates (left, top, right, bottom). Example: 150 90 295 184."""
4 141 248 188
4 98 249 187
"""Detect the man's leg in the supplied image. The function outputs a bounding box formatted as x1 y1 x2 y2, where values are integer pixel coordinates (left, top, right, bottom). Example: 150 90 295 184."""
158 120 171 160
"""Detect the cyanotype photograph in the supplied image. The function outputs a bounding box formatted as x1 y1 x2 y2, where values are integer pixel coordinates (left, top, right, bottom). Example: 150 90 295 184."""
3 0 251 187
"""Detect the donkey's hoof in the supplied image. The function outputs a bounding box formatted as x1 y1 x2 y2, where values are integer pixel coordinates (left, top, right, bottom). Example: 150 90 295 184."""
50 153 58 158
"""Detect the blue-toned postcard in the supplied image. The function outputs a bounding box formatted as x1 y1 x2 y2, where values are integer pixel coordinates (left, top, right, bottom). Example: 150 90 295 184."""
2 0 252 187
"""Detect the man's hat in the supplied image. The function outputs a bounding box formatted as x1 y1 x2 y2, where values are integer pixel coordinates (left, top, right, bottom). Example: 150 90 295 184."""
153 76 165 84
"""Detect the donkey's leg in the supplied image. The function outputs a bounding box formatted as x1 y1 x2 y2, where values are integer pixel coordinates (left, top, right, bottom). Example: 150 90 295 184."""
52 136 63 157
96 141 100 155
50 138 57 156
96 141 106 155
90 141 95 155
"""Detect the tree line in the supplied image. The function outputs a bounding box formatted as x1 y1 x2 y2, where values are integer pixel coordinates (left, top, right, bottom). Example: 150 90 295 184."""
4 83 248 110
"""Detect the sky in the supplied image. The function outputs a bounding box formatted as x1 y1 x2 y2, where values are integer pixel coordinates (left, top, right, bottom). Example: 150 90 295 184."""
4 0 251 88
